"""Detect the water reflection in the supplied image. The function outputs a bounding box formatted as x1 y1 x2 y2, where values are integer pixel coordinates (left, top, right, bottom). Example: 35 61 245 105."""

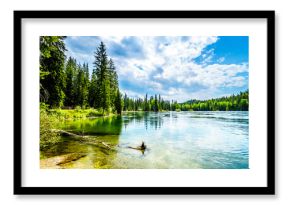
123 112 163 130
62 115 123 135
41 111 249 169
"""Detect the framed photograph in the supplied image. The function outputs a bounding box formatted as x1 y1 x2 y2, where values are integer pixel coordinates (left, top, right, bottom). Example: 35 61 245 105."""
14 10 275 195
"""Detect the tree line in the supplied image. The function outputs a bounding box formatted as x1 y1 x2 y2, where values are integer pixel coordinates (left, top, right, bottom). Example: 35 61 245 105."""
40 37 122 114
120 90 248 112
180 90 249 111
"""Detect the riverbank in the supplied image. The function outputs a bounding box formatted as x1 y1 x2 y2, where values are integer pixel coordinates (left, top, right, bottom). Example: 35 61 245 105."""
48 108 116 120
40 107 121 151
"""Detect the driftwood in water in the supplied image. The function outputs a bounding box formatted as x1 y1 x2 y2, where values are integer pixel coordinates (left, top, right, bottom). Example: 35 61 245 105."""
52 129 113 150
127 141 147 154
53 129 79 137
101 142 111 149
128 141 147 150
40 153 86 168
52 129 147 153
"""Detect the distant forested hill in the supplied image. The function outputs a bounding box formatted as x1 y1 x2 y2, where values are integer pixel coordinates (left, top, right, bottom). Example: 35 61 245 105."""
180 90 249 111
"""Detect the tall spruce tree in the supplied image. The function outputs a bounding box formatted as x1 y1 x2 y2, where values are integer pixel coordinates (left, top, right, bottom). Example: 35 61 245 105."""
93 42 111 113
144 93 149 111
123 93 128 111
89 70 98 107
74 64 86 107
108 58 118 109
154 94 158 112
64 57 77 107
115 89 122 114
83 63 90 107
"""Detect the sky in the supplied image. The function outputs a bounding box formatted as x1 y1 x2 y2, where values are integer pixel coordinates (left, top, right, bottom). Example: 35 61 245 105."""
64 36 248 102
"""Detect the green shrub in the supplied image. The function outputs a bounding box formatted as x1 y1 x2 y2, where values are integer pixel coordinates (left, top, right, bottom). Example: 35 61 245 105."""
40 108 61 151
86 109 103 117
75 105 82 111
40 102 49 111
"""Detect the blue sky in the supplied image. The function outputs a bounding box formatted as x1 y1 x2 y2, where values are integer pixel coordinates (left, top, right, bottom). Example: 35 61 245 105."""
65 36 248 102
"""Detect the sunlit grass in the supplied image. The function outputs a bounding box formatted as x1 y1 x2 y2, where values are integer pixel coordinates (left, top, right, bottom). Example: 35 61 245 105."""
48 108 111 120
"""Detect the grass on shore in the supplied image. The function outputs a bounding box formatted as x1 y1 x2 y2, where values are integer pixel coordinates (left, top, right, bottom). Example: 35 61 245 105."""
48 106 115 120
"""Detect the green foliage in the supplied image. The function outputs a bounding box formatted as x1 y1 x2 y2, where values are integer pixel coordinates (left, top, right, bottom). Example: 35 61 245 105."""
74 64 87 107
120 90 248 112
49 108 105 120
115 89 122 114
144 94 149 111
40 36 66 107
154 94 159 112
89 70 98 107
40 102 50 111
89 42 120 113
64 57 76 106
75 105 82 111
86 109 105 118
40 71 50 80
64 58 90 108
41 39 121 114
92 42 110 112
40 106 61 151
180 90 249 111
108 59 119 108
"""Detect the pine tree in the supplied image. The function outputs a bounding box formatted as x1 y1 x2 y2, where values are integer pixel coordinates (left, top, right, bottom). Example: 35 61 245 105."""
74 64 87 107
108 58 118 109
82 63 90 107
64 57 76 107
144 93 148 111
154 94 158 112
115 89 122 114
89 70 98 107
150 96 154 111
158 94 161 111
123 93 128 111
93 41 111 113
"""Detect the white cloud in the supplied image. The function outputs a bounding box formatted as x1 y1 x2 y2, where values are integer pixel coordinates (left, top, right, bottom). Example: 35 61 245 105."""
192 63 249 88
104 36 248 101
66 36 248 101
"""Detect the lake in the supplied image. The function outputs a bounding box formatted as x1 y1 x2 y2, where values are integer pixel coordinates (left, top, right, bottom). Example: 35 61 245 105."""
41 111 249 169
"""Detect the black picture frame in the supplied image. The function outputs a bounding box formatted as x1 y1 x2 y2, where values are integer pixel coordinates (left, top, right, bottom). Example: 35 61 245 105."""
14 10 275 195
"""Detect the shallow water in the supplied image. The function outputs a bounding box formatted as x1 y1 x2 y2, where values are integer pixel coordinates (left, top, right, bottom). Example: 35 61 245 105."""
41 111 249 169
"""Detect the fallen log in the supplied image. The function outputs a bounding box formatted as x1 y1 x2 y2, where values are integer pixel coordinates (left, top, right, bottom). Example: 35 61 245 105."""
53 129 79 137
101 142 111 149
52 129 114 150
51 129 147 153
